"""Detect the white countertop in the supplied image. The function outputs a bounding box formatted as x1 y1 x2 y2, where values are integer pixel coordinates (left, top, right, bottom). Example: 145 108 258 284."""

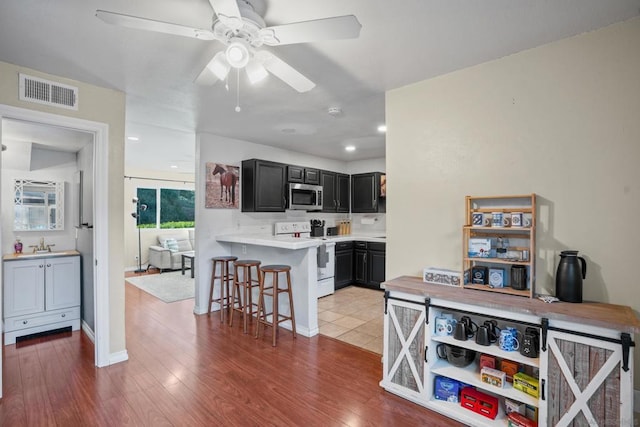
3 250 80 261
215 233 385 250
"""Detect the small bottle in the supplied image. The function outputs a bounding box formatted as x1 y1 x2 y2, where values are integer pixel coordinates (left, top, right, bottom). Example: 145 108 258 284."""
14 238 23 254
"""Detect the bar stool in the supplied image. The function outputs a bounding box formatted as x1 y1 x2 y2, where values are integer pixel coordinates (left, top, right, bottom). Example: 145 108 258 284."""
230 259 261 334
208 256 238 323
255 264 297 346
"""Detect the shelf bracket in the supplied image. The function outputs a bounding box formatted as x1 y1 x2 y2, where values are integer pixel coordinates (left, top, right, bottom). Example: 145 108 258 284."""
425 297 430 325
621 333 634 372
541 318 549 352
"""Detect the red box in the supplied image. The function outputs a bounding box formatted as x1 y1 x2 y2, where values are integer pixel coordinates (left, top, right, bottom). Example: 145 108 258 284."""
507 412 537 427
479 354 496 370
460 387 499 420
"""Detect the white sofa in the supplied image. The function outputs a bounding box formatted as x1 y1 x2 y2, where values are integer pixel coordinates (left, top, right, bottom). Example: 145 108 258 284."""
148 229 195 272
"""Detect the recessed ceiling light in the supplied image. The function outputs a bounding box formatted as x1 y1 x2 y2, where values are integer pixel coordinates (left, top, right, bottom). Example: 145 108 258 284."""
345 145 356 152
170 165 178 169
377 125 387 133
127 136 139 141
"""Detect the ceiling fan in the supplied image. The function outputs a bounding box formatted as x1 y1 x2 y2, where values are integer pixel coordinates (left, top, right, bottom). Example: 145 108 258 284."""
96 0 361 93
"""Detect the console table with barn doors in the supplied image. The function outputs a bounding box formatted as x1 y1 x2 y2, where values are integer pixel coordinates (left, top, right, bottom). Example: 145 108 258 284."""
380 276 638 427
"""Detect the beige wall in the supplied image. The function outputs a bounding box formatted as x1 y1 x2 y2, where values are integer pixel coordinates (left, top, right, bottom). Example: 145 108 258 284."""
386 18 640 388
0 61 127 356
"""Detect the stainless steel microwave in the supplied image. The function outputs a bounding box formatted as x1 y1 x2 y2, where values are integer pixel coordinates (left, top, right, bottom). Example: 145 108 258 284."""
288 183 323 211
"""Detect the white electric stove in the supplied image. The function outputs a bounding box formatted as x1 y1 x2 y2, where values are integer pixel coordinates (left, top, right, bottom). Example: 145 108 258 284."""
274 221 335 298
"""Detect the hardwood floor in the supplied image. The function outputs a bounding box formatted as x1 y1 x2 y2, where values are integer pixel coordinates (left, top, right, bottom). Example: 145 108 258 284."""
0 278 463 426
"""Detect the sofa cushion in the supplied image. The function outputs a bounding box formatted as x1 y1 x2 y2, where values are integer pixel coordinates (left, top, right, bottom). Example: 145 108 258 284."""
163 238 179 252
175 239 192 252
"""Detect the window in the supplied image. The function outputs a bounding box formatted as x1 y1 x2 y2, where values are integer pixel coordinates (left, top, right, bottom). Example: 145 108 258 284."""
136 187 194 229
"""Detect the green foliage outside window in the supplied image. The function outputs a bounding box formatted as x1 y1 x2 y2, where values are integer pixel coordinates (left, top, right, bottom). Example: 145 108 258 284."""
136 187 195 229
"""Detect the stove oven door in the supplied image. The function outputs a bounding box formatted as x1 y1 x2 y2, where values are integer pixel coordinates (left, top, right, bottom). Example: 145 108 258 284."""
317 242 335 297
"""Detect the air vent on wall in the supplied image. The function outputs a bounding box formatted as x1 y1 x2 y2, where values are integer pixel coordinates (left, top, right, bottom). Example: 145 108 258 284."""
19 73 78 110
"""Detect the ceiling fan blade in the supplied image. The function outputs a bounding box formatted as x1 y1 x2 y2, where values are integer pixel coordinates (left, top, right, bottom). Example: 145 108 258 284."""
260 15 361 46
208 0 243 29
96 10 215 40
194 64 220 86
256 51 315 93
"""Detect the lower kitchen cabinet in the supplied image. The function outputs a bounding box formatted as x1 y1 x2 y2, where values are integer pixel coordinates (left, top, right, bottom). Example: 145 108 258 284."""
354 241 385 289
3 252 81 344
334 241 354 290
380 277 638 427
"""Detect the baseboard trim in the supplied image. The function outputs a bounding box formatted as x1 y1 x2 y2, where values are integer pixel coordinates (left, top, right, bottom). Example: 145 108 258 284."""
81 320 95 343
109 350 129 365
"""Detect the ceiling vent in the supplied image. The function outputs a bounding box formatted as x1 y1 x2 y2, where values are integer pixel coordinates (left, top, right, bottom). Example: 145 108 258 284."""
19 73 78 110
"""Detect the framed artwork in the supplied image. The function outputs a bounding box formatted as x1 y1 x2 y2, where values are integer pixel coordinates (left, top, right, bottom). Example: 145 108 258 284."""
205 163 239 209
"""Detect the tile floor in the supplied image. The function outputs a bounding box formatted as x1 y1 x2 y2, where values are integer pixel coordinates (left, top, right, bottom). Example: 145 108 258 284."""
318 286 385 354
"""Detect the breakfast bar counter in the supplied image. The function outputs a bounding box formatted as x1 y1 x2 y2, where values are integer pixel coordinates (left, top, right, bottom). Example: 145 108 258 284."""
216 233 321 337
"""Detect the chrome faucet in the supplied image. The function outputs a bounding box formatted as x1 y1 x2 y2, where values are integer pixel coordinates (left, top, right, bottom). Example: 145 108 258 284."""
29 238 54 253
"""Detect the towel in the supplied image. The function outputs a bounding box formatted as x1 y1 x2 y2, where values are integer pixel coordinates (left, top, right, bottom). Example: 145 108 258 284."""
317 244 328 268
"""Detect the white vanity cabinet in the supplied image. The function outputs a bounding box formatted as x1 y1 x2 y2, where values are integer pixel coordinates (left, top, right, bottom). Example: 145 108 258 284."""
3 252 81 344
381 277 639 427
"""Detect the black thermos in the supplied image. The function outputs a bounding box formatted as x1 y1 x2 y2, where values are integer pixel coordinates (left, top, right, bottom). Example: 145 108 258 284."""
555 250 587 303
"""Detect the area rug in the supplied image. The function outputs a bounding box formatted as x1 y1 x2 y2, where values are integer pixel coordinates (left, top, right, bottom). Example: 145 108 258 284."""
126 271 195 303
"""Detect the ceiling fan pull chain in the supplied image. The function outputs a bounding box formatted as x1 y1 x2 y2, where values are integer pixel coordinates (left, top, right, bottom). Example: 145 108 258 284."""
235 68 241 112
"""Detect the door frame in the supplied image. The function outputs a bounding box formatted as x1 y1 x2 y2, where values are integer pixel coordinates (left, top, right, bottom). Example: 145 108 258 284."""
0 104 111 383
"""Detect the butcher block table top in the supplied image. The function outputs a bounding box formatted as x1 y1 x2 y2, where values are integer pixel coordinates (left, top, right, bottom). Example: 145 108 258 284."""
382 276 640 334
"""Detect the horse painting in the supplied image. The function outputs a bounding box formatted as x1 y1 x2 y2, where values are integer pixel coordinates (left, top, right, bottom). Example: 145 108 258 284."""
211 164 238 206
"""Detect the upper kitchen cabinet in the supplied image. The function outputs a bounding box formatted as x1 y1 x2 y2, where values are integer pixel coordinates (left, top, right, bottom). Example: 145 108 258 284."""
321 171 349 213
242 159 287 212
351 172 386 213
287 165 320 185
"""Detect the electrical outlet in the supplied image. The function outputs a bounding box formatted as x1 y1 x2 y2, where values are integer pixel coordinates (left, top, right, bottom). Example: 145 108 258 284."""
242 245 247 254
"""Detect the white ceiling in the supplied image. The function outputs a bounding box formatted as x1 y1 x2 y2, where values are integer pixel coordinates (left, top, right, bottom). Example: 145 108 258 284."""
1 0 639 174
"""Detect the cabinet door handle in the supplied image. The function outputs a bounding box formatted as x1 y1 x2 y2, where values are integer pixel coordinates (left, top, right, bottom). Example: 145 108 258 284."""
23 320 28 325
46 264 51 267
39 264 44 268
61 314 66 318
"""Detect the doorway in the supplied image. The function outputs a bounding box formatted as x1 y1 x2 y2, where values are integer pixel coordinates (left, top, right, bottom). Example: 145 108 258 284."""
0 105 112 397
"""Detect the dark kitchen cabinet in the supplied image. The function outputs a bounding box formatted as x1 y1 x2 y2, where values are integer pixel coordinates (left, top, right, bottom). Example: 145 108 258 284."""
242 159 287 212
287 165 320 185
367 242 386 288
354 241 368 285
351 172 386 213
334 241 354 290
321 171 349 213
353 241 386 289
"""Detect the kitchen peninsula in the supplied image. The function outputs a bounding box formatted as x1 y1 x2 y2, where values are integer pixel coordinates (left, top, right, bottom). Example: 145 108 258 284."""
215 230 385 337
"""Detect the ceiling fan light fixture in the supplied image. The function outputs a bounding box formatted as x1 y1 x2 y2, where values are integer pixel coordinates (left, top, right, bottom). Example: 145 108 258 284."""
208 51 231 80
246 59 268 84
225 41 250 68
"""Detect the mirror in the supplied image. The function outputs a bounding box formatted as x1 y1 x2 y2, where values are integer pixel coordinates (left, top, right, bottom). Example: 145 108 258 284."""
14 179 64 231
